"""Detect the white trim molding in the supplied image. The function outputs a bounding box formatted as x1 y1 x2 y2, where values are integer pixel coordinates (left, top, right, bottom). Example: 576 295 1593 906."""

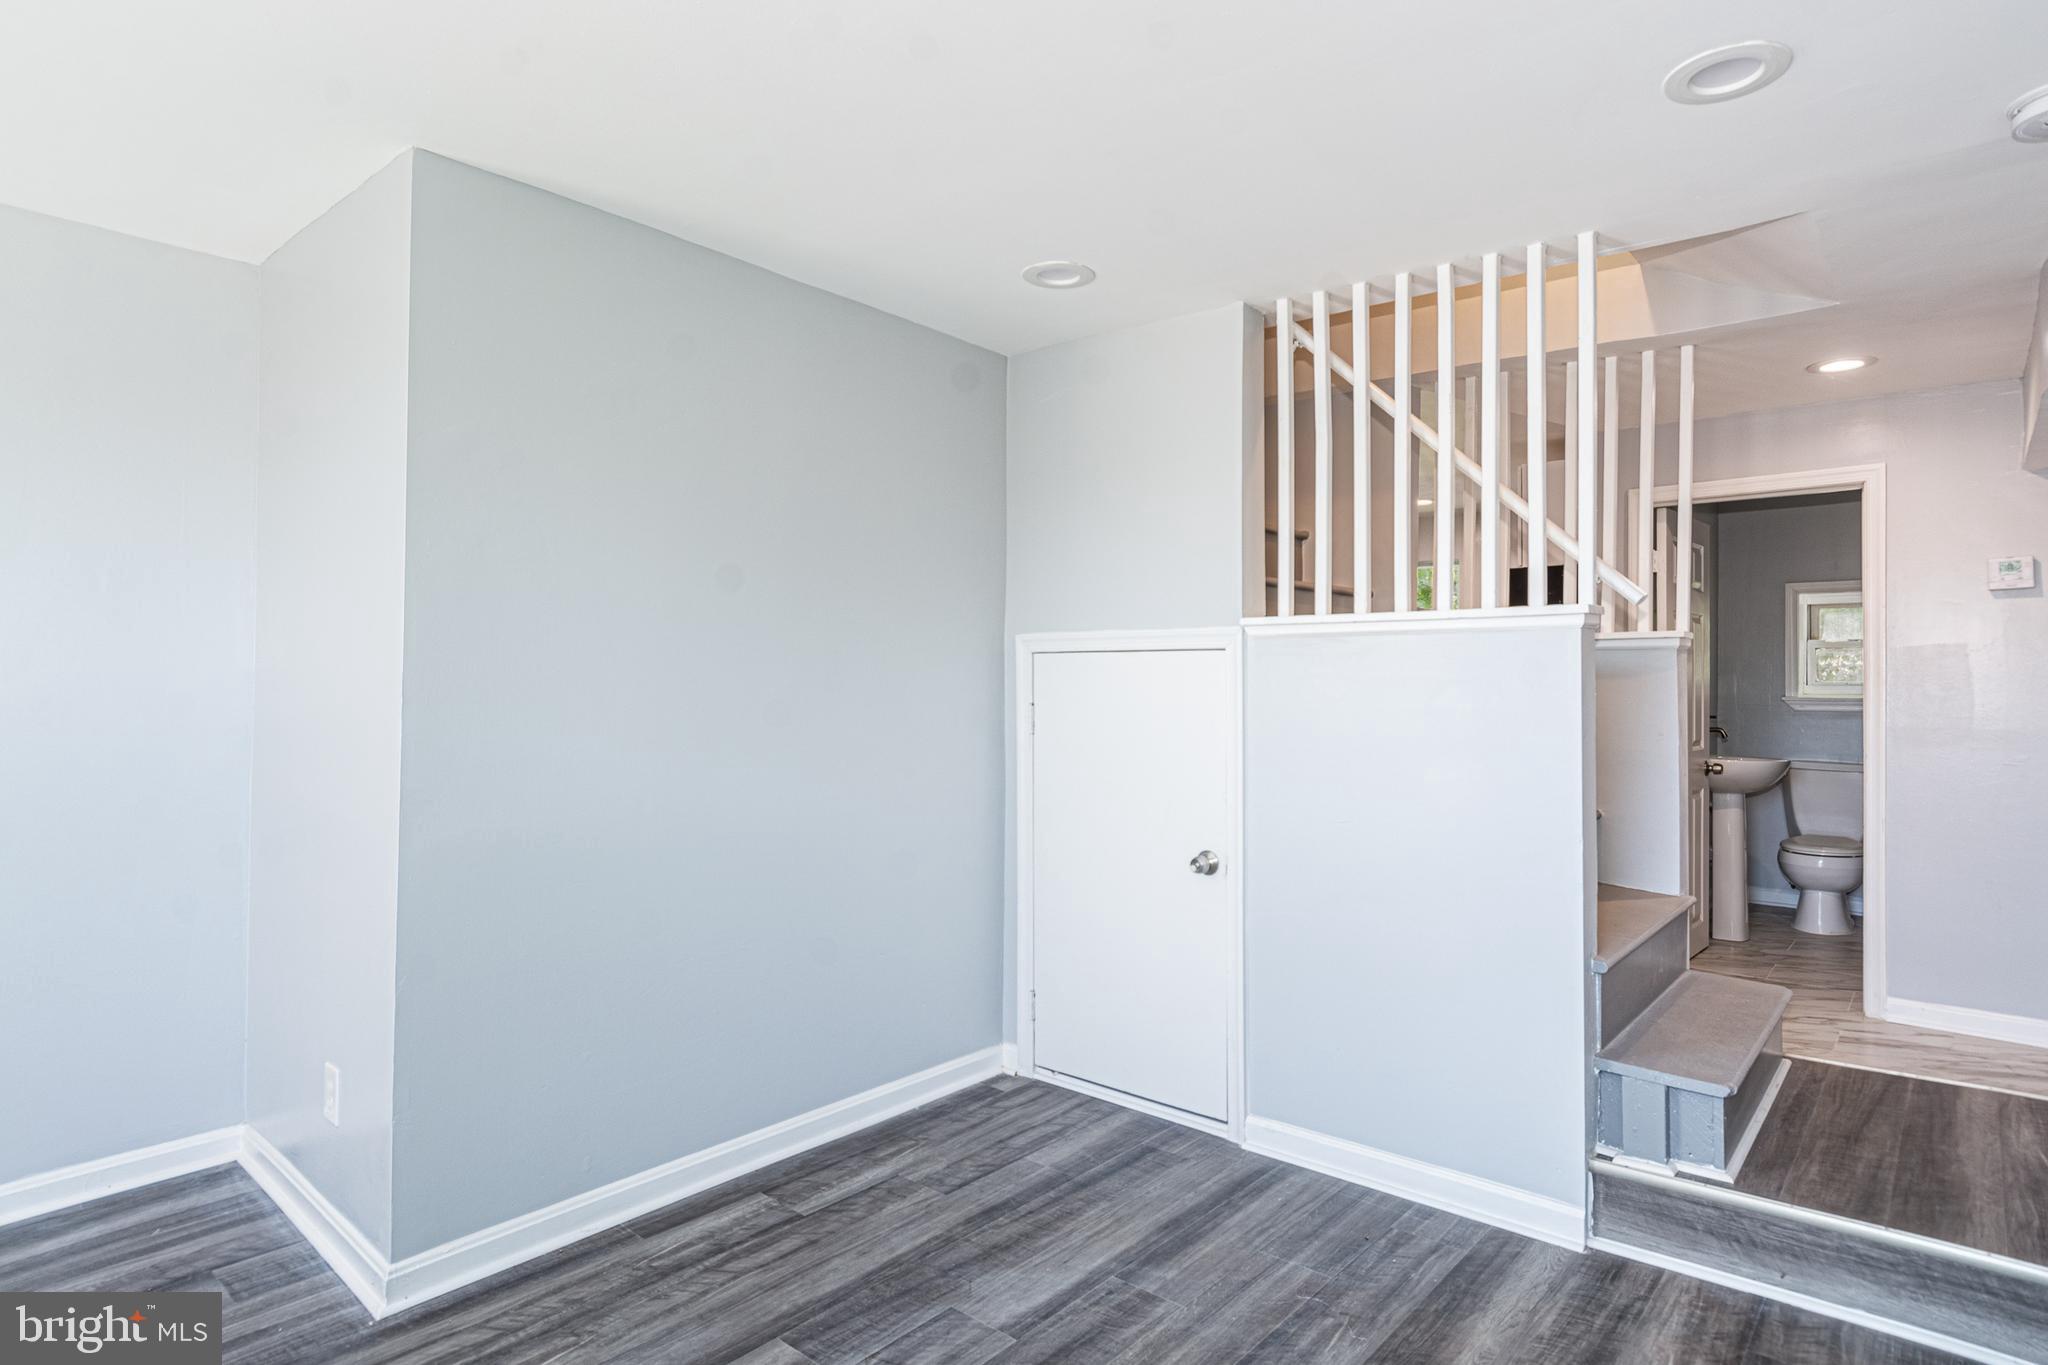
0 1127 242 1231
1748 885 1863 916
238 1127 392 1318
0 1047 1002 1323
377 1045 1000 1316
1014 627 1247 1142
1244 1116 1585 1252
1885 999 2048 1051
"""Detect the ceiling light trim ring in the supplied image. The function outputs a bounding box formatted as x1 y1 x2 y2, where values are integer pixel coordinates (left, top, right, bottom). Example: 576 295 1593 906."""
1022 260 1096 290
1662 41 1794 106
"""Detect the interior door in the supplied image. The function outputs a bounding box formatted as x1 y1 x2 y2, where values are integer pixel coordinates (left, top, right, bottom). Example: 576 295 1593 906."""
1686 514 1714 954
1031 647 1233 1122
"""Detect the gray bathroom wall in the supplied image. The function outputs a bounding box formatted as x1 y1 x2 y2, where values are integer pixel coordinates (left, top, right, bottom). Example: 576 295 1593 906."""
0 205 257 1182
1711 492 1862 765
247 152 414 1252
1709 492 1862 896
1632 380 2048 1024
390 153 1006 1256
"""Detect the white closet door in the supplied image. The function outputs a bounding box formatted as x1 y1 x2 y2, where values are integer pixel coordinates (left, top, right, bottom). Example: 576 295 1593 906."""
1031 648 1233 1121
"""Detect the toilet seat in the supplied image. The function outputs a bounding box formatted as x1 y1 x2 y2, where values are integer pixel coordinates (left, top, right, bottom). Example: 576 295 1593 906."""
1780 834 1861 857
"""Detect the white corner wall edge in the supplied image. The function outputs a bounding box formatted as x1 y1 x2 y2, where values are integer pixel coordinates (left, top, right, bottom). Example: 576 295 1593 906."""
1243 1116 1585 1253
1884 998 2048 1051
1000 1042 1020 1074
237 1126 392 1318
378 1044 1002 1316
1587 1237 2024 1365
0 1127 244 1231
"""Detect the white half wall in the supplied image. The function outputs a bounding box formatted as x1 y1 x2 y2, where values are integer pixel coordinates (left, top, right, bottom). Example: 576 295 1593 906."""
1243 610 1598 1240
247 151 414 1255
1594 636 1687 896
0 205 257 1184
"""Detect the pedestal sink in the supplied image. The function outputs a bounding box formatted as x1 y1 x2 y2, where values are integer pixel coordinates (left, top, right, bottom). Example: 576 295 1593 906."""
1708 757 1790 941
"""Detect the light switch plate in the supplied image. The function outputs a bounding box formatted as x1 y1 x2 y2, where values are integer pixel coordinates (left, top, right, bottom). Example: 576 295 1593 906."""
1988 555 2037 591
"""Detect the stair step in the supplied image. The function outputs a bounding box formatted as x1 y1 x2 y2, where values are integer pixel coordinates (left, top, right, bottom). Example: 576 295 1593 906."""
1592 1160 2048 1362
1596 972 1791 1098
1593 884 1692 973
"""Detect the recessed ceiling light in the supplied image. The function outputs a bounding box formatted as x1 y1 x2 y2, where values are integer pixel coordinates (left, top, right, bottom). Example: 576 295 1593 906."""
1022 260 1096 290
1807 355 1876 375
1417 498 1436 508
2008 84 2048 142
1662 41 1793 105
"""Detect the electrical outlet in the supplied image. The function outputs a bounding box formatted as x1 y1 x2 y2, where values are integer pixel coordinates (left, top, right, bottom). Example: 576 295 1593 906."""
323 1062 341 1127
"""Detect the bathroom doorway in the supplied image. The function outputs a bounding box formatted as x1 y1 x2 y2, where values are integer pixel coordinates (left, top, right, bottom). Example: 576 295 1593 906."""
1641 463 2048 1098
1641 465 1887 1016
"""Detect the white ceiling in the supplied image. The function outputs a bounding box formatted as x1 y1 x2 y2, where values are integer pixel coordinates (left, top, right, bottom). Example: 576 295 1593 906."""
8 0 2048 417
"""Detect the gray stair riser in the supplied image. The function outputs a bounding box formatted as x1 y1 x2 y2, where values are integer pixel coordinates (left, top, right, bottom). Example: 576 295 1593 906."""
1594 911 1690 1047
1592 1166 2048 1363
1596 1026 1784 1170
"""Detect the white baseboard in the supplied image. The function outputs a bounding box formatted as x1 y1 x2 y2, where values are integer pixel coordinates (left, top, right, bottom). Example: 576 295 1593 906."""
1747 885 1863 916
237 1127 391 1318
1243 1116 1585 1252
378 1044 1002 1316
0 1046 1002 1325
1000 1042 1019 1075
0 1127 242 1230
1885 998 2048 1051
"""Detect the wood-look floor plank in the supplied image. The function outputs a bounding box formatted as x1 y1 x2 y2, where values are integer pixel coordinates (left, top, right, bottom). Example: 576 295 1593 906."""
0 1077 1969 1364
1733 1058 2048 1267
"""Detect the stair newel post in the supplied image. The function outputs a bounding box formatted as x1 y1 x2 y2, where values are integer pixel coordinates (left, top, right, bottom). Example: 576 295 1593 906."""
1525 243 1548 606
1275 298 1294 618
1393 273 1414 611
1577 230 1599 608
1479 254 1501 609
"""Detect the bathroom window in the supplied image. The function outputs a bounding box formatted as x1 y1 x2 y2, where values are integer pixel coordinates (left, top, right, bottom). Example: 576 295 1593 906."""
1785 580 1863 709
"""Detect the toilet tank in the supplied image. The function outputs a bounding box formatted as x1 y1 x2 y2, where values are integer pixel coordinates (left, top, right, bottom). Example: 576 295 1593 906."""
1783 761 1862 839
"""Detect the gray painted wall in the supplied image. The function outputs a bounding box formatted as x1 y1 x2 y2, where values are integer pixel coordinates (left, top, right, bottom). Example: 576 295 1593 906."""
1245 616 1597 1214
1711 492 1862 765
1002 304 1261 1040
389 153 1006 1256
1635 380 2048 1022
0 206 257 1182
247 152 413 1252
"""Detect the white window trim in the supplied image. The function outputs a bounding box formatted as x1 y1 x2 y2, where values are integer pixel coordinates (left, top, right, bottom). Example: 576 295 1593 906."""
1784 579 1863 711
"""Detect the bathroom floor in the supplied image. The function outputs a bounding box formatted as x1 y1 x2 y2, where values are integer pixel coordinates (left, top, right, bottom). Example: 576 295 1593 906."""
1694 906 2048 1100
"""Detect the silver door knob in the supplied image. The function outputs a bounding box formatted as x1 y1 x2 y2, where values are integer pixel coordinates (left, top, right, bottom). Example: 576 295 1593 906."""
1704 760 1725 775
1189 850 1220 876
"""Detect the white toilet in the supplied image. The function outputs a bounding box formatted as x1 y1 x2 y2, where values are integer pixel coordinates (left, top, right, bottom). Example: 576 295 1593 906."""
1776 762 1862 935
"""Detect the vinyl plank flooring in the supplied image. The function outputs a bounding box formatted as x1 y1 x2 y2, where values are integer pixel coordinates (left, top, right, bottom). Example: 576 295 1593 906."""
1733 1058 2048 1267
1693 907 2048 1099
861 1308 1011 1365
0 1077 1960 1364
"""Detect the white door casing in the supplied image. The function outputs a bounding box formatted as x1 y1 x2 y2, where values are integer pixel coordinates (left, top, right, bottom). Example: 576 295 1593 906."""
1686 513 1713 955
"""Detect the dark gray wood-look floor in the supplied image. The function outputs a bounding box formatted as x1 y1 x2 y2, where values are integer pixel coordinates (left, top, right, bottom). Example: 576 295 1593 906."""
1733 1058 2048 1268
0 1078 1954 1364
